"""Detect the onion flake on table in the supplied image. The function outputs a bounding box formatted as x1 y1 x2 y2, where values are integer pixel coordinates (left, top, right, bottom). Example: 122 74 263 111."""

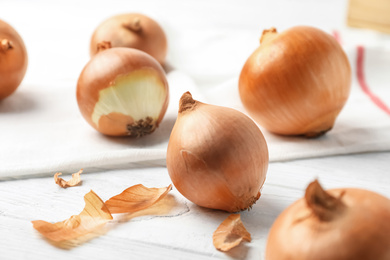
32 190 112 243
213 214 251 252
105 184 172 214
32 184 173 245
54 169 83 188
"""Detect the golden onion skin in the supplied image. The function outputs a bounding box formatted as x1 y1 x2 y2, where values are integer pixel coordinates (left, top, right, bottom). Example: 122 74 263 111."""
77 48 169 137
166 92 269 212
239 26 351 137
90 13 167 65
266 183 390 260
0 19 28 100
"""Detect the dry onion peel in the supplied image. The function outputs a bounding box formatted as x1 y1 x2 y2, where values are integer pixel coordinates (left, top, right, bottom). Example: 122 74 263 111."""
105 184 172 214
213 214 251 252
239 26 351 137
54 169 83 188
32 190 112 242
265 180 390 260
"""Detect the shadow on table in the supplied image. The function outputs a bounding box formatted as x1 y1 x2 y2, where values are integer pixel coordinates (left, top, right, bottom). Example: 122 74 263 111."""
113 194 189 223
101 116 177 147
225 243 251 260
43 225 111 250
0 89 38 113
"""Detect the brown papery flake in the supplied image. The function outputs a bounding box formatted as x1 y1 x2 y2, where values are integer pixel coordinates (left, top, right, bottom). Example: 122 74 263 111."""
54 169 83 188
32 190 113 242
213 214 251 252
105 184 172 214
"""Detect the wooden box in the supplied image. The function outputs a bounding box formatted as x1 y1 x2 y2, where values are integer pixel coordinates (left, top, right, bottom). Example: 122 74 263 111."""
347 0 390 34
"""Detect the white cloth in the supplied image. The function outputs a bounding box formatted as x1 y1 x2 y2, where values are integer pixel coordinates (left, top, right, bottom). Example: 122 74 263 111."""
1 0 390 179
204 46 390 162
0 71 201 178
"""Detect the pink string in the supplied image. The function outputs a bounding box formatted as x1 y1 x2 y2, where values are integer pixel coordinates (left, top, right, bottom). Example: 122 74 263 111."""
332 30 342 45
356 46 390 115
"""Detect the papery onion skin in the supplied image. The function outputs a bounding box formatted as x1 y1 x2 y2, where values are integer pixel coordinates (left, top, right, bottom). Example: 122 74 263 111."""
77 47 169 137
166 92 269 212
90 13 167 65
239 26 351 137
0 19 28 100
265 180 390 260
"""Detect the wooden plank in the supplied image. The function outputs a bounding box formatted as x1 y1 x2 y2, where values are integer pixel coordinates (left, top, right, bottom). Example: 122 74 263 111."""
348 0 390 34
0 152 389 259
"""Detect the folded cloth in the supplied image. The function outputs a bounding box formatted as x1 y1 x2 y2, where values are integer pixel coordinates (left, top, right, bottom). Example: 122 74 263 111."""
1 19 389 179
204 45 390 162
0 71 202 179
2 50 389 180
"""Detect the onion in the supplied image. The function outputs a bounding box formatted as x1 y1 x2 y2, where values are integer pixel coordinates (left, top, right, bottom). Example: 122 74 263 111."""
0 19 28 100
239 26 351 137
166 92 269 212
76 47 169 137
90 13 167 65
265 180 390 260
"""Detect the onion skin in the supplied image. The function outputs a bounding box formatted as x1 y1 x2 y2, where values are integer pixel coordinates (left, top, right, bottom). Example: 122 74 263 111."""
265 180 390 260
166 92 269 212
90 13 167 65
239 26 351 137
77 47 169 137
0 19 28 100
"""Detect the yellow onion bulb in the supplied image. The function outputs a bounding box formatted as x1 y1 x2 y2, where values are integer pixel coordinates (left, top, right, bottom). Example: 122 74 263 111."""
77 47 169 137
90 13 167 65
166 92 269 212
239 26 351 137
266 180 390 260
0 19 28 100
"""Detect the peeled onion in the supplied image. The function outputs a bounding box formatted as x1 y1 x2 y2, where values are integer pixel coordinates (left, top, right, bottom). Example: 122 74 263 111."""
0 19 28 100
265 180 390 260
166 92 269 212
90 13 167 65
239 26 351 137
77 47 169 137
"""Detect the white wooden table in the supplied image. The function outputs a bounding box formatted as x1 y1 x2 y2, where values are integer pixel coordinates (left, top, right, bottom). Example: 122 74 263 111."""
1 153 389 259
1 0 389 259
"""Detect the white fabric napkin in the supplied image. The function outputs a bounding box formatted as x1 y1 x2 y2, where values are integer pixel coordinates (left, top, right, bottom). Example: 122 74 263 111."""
1 50 389 180
203 45 390 162
1 1 390 179
0 71 201 179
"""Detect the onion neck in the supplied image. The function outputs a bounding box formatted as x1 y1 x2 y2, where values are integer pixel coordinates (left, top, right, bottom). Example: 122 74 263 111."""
260 27 278 44
0 39 13 52
96 41 112 53
179 91 197 113
123 17 142 32
305 180 346 221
